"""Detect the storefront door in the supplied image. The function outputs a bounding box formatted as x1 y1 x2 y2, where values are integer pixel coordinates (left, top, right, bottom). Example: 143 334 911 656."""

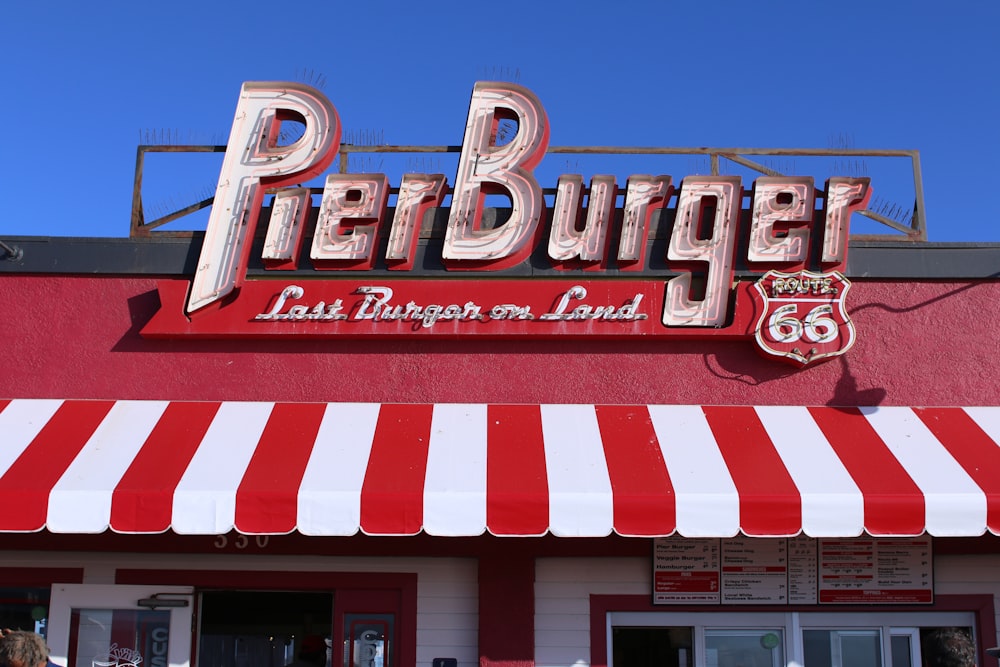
47 584 194 667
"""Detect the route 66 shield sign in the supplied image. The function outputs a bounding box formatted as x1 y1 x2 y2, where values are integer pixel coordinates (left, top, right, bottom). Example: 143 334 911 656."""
751 270 856 367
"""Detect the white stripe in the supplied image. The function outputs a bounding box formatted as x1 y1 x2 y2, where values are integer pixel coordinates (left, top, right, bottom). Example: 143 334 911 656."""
47 401 170 533
647 405 740 537
423 404 487 536
0 399 64 475
863 406 987 536
963 407 1000 447
755 406 864 537
297 403 380 535
541 404 613 537
172 402 274 534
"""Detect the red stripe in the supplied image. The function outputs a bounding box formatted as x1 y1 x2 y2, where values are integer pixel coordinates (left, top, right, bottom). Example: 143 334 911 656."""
0 401 113 531
110 613 136 665
702 406 801 536
914 407 1000 533
111 402 221 532
595 405 675 536
487 405 548 535
809 407 924 535
361 404 433 535
236 403 328 534
0 400 10 414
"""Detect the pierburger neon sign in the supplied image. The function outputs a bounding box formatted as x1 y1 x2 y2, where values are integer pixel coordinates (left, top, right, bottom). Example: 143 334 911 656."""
142 81 872 367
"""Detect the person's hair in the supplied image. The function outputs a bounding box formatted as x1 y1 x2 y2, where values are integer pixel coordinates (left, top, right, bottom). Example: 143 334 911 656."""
0 630 50 667
923 627 976 667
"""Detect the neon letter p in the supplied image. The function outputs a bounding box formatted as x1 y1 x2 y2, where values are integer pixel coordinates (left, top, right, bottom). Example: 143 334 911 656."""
187 82 340 313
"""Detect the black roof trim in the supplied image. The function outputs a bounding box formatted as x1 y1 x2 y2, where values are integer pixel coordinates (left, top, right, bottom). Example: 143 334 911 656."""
1 236 999 280
0 236 202 275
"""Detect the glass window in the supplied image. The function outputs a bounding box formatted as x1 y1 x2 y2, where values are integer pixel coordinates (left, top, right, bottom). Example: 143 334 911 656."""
343 615 393 667
704 629 783 667
804 630 881 667
612 627 693 667
890 633 914 667
608 612 976 667
0 586 51 636
67 608 170 667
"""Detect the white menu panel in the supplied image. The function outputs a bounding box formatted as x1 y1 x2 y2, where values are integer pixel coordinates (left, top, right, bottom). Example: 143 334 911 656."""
653 538 721 604
721 537 788 604
818 537 933 604
653 537 932 605
787 535 818 604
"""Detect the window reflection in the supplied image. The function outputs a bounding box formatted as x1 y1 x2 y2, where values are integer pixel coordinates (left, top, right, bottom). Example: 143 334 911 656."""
704 629 783 667
67 609 170 667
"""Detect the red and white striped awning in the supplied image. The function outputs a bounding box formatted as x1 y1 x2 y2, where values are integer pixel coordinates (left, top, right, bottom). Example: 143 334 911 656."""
2 399 999 538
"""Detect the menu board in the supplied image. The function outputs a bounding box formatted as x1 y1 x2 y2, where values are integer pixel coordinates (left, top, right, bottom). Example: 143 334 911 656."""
817 537 933 604
721 537 787 604
653 537 932 605
653 538 720 604
787 535 818 604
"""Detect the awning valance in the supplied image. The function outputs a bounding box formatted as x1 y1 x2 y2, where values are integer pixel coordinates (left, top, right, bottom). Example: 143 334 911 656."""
2 400 999 538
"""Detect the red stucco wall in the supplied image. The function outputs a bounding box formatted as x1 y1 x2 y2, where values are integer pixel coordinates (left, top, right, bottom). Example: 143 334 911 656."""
2 276 997 406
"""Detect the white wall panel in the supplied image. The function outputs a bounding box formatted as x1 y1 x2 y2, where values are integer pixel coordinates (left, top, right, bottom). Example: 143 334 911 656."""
535 558 647 667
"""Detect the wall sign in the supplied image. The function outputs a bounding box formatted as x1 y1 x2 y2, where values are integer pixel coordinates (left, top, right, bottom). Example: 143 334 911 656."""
141 81 871 366
653 536 932 605
751 270 856 366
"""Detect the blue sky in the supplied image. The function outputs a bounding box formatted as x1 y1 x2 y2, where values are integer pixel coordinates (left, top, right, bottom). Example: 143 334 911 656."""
2 0 998 242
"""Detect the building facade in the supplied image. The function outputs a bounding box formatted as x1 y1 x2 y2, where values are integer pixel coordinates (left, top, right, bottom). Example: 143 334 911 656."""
1 81 999 667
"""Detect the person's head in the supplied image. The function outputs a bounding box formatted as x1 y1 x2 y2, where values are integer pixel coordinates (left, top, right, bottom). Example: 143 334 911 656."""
923 627 977 667
298 635 326 667
0 630 50 667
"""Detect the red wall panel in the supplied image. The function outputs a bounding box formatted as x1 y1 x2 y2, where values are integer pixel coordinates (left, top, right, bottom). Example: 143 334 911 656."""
1 276 997 407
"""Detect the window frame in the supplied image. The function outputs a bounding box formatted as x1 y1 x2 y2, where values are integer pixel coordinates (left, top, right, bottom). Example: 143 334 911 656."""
592 594 995 667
